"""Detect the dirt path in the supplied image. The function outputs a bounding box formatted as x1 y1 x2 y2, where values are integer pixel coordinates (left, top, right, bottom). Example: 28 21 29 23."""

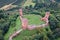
9 9 50 40
9 29 23 40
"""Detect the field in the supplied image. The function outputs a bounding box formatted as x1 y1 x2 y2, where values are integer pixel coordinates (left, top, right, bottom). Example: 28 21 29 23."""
4 14 48 40
22 0 35 7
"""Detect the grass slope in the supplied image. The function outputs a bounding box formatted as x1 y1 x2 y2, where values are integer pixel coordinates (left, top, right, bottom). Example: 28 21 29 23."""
22 0 35 7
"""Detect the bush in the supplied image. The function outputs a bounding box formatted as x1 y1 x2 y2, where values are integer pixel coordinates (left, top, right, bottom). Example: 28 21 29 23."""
32 34 43 40
0 35 4 40
53 28 60 39
49 16 58 31
0 30 4 40
46 31 56 40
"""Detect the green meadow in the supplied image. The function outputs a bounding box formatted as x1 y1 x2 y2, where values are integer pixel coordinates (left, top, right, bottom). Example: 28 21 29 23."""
4 14 48 40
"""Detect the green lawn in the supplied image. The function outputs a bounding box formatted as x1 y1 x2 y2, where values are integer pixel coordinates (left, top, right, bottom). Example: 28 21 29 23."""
4 14 47 40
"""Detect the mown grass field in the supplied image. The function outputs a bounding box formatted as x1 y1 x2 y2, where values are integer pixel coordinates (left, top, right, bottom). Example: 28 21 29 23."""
4 14 48 40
